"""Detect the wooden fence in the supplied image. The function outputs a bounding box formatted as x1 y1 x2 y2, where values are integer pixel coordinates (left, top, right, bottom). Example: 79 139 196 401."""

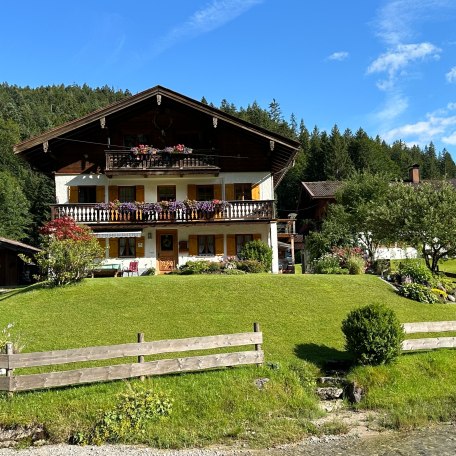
402 320 456 351
0 323 263 393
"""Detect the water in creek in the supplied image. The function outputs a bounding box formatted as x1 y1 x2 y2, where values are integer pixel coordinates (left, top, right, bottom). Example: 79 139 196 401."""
264 424 456 456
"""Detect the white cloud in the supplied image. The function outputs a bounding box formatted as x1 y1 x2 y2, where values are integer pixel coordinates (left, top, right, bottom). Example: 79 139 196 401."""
151 0 262 56
442 132 456 145
367 43 440 75
381 105 456 144
446 67 456 83
375 93 409 122
327 51 349 61
374 0 455 46
367 42 441 90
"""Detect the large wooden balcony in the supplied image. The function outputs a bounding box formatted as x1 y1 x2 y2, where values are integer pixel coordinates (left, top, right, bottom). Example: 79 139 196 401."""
105 151 220 176
50 200 274 224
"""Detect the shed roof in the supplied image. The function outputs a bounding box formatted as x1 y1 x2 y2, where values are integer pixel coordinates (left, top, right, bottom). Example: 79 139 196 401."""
301 181 343 199
0 237 41 254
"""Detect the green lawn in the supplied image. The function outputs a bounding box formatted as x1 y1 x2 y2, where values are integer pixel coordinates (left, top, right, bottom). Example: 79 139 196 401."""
2 274 456 446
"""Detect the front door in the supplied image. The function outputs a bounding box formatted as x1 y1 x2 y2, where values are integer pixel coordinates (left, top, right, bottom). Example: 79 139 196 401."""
156 230 178 274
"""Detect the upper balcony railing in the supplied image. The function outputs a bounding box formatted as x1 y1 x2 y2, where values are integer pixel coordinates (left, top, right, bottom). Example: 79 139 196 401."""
105 151 220 174
50 200 274 224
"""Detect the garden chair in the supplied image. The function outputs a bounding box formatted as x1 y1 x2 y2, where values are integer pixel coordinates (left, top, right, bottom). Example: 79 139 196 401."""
123 261 139 277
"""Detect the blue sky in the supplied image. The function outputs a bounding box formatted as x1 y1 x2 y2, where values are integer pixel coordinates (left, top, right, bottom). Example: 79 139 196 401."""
2 0 456 156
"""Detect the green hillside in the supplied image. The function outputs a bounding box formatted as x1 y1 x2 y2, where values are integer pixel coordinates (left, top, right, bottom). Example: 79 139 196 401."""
2 274 456 447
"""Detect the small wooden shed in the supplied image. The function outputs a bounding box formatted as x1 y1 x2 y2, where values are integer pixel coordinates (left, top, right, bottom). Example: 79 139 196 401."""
0 237 40 287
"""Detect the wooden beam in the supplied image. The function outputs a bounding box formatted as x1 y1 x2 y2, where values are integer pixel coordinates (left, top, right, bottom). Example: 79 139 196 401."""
9 350 264 392
8 332 263 369
402 337 456 351
403 321 456 334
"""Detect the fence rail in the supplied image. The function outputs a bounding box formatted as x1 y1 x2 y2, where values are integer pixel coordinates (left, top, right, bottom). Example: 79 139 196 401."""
402 320 456 351
0 324 263 393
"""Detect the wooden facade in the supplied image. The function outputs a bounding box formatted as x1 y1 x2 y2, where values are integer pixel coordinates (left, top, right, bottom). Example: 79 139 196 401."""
0 238 40 287
14 86 300 274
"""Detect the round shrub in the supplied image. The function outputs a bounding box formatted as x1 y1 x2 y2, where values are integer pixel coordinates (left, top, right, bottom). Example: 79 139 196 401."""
341 303 404 365
239 240 272 272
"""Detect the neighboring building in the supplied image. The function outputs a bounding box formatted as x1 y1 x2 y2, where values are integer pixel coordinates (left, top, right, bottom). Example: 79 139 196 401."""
0 237 40 286
14 86 300 274
298 181 342 234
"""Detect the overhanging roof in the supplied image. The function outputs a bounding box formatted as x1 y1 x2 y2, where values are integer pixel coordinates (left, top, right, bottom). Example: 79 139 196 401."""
14 85 300 188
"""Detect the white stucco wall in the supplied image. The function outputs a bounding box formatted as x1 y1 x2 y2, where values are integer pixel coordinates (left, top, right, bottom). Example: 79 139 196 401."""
54 172 273 204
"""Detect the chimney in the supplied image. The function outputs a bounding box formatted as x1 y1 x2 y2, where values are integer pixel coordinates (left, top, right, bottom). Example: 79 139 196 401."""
409 164 420 184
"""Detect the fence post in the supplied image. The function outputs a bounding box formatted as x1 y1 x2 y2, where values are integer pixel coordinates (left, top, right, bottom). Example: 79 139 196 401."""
253 322 263 366
6 342 13 397
138 333 145 382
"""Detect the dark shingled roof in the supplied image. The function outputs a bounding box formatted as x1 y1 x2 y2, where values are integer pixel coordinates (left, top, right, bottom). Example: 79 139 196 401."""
0 237 41 253
301 181 343 199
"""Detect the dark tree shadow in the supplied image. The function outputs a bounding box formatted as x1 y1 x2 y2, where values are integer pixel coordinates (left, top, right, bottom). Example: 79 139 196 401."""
294 343 353 372
0 283 46 302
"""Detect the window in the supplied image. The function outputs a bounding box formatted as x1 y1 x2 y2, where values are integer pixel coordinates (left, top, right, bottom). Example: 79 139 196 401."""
119 238 136 257
198 235 215 255
118 186 136 202
158 185 176 202
236 234 253 256
234 183 252 201
196 185 214 201
78 186 96 203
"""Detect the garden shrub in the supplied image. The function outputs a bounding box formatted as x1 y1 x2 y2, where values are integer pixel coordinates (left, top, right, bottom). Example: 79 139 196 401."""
88 386 173 444
341 303 404 365
178 260 213 274
238 240 272 272
399 283 439 304
236 259 265 273
347 255 366 275
398 259 433 285
312 254 348 274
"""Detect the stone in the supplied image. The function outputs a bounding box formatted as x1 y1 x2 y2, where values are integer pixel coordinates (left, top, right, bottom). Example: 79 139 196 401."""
317 376 348 387
254 377 270 390
345 381 364 403
448 295 455 302
316 387 344 400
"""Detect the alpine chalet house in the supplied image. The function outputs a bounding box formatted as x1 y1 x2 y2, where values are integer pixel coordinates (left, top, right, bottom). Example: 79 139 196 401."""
15 86 300 274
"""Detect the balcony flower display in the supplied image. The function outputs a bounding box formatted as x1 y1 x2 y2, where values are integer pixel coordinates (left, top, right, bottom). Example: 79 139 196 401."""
95 199 230 215
130 144 193 159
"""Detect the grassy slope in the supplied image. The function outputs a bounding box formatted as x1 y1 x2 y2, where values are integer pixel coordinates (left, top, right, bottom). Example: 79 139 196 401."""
2 274 456 445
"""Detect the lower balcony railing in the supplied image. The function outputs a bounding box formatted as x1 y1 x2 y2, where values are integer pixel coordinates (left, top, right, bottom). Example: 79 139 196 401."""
50 200 274 223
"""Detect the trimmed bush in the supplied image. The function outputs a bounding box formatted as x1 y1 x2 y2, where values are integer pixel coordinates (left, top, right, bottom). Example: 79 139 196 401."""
238 240 272 272
399 283 439 303
342 303 404 365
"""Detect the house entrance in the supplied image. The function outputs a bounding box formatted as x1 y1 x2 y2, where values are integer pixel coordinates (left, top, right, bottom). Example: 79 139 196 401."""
156 230 178 274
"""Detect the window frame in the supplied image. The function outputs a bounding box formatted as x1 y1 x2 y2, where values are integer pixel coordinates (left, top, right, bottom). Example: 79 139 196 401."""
197 235 215 255
234 183 252 201
118 186 136 202
119 238 136 257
